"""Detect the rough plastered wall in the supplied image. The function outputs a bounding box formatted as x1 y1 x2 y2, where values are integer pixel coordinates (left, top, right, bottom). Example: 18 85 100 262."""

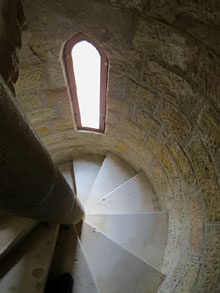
15 0 220 291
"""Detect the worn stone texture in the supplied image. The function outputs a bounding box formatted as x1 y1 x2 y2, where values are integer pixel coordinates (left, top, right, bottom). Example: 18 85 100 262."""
187 137 220 222
15 65 42 93
198 105 220 152
141 59 199 115
119 118 146 142
196 225 220 292
124 78 159 114
26 108 57 127
165 136 198 193
35 125 52 137
107 97 134 119
157 102 193 144
133 17 200 73
134 108 160 136
146 136 177 179
6 0 220 291
188 198 203 260
174 262 200 292
17 93 43 112
53 120 74 131
191 49 220 112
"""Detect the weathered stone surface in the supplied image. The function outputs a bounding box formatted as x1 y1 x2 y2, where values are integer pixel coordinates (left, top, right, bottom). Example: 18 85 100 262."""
157 102 192 143
114 141 127 153
187 137 220 222
124 78 159 113
53 120 74 131
108 0 149 12
133 17 200 73
165 137 198 192
151 0 220 56
106 110 121 128
134 108 160 135
35 125 51 137
174 262 200 292
143 157 172 197
15 65 42 93
141 60 199 115
41 133 66 146
45 87 69 107
119 118 146 142
145 136 177 178
106 125 124 140
191 49 220 111
188 198 203 260
107 72 125 100
160 230 188 292
45 62 66 88
108 47 143 80
151 0 220 27
196 225 220 291
198 105 220 151
107 97 134 119
59 103 73 120
27 37 61 63
26 108 57 127
50 146 74 162
18 32 46 67
16 93 42 112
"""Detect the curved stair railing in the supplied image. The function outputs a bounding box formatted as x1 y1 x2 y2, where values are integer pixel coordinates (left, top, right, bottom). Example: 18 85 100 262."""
0 75 84 224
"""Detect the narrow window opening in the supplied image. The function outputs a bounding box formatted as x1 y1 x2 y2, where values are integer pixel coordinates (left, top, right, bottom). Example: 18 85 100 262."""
63 34 108 132
72 41 100 129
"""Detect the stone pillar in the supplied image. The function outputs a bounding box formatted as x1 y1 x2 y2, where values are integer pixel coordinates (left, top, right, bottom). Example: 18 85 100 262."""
0 76 84 224
0 0 84 224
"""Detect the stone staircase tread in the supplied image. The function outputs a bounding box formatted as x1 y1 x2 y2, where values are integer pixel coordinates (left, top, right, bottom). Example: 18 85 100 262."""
85 153 135 210
77 221 165 293
0 223 59 293
48 224 99 293
88 171 159 214
0 214 38 262
85 212 168 270
73 154 104 205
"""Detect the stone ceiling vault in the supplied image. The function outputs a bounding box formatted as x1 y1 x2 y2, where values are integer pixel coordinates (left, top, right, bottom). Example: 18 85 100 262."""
14 0 220 291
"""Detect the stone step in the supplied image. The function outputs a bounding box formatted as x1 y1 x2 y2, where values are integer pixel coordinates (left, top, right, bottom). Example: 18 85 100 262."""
89 171 159 214
85 153 135 210
78 221 165 293
0 223 59 293
73 154 104 205
48 224 99 293
85 212 168 270
0 214 38 262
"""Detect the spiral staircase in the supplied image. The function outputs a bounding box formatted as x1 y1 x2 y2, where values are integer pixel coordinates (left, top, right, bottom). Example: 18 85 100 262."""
0 153 168 292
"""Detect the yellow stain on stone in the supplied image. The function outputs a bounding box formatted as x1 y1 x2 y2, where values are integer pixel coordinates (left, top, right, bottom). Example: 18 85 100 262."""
35 126 51 137
115 141 126 152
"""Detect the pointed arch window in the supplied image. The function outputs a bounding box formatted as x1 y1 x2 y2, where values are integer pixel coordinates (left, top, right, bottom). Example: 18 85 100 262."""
62 33 108 132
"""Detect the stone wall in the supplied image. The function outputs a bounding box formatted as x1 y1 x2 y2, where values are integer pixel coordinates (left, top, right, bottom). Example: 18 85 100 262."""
15 0 220 291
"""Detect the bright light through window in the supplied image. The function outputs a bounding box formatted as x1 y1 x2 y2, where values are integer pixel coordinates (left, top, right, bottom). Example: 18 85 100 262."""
71 41 101 129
